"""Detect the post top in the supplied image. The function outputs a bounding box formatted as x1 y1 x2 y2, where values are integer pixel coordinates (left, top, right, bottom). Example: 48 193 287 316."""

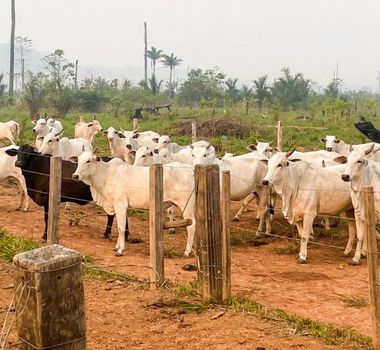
13 244 83 272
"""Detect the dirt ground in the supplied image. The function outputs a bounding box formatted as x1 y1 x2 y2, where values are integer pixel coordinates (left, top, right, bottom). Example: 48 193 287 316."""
0 183 375 349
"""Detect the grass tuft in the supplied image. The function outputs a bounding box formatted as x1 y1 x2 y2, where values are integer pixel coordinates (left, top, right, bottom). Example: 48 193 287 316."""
164 246 183 259
336 294 369 308
167 280 199 298
127 208 149 220
230 230 268 247
274 242 299 255
84 265 145 284
0 228 39 261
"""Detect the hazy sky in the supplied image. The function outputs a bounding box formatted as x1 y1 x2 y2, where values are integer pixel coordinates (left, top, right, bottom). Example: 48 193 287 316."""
1 0 380 90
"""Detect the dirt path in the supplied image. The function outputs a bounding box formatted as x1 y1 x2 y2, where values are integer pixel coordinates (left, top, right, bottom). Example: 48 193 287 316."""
0 183 374 343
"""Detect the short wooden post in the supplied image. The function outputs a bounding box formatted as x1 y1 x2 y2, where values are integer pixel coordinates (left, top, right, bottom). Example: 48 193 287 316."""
195 164 223 302
192 121 197 144
13 245 86 349
364 186 380 349
132 117 139 130
221 171 231 301
149 164 164 289
47 156 62 245
276 120 283 151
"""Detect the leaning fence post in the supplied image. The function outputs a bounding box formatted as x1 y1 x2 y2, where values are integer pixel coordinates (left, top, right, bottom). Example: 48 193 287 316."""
47 156 62 245
221 170 231 301
132 117 139 130
13 245 86 349
364 186 380 349
276 120 283 151
149 164 164 289
192 121 197 144
195 164 223 302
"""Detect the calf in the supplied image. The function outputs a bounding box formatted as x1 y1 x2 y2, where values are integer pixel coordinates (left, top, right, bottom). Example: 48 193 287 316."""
0 120 19 144
5 145 128 241
74 115 103 143
104 127 135 163
32 117 63 149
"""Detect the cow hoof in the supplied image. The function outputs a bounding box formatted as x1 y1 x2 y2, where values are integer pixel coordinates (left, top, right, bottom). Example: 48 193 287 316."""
343 250 351 256
349 260 360 266
113 247 119 252
102 234 110 239
127 238 143 244
255 231 263 238
40 238 47 243
168 228 176 235
114 251 123 257
232 216 240 222
297 258 307 264
184 251 192 257
360 254 367 259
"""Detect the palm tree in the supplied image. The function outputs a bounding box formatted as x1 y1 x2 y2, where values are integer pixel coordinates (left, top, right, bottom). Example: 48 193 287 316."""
146 47 163 76
225 78 239 103
241 84 253 114
161 53 182 98
253 75 270 109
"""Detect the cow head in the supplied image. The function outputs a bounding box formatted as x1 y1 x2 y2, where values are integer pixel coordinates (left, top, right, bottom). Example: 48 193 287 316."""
6 144 37 168
191 144 216 165
341 143 375 182
320 135 341 152
38 132 60 156
133 146 154 166
262 148 296 186
87 119 103 134
154 135 171 154
72 151 101 181
32 118 48 135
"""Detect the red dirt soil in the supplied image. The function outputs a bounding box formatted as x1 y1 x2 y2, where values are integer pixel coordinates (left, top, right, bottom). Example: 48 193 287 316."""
0 183 375 349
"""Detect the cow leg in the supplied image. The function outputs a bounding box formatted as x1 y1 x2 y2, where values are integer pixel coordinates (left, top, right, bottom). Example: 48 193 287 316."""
42 204 49 242
114 205 128 256
167 205 176 234
344 212 356 256
351 219 364 265
233 193 255 222
103 215 114 239
297 215 314 264
183 203 196 257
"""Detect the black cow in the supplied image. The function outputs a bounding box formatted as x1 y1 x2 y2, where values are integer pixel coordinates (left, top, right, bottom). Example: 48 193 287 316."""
354 116 380 143
5 144 129 241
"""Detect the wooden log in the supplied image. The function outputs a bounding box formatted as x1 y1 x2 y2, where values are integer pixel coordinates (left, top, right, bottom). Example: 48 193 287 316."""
276 120 283 151
164 218 192 229
13 245 86 349
47 156 62 245
364 186 380 349
149 164 164 289
195 164 223 302
192 121 197 144
221 171 231 301
132 117 139 130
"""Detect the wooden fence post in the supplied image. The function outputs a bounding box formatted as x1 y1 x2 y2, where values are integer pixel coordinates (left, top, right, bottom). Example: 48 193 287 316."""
192 121 197 144
13 245 86 349
221 171 231 301
132 118 139 130
364 186 380 349
194 164 223 302
149 164 164 289
47 156 62 245
276 120 283 151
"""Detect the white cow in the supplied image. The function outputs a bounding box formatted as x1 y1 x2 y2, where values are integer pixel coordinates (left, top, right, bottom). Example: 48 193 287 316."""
262 150 356 263
153 135 183 154
0 146 29 211
39 132 92 160
340 143 380 265
0 120 19 144
74 116 103 143
104 127 135 163
245 141 274 159
72 152 196 256
32 117 63 149
124 130 160 151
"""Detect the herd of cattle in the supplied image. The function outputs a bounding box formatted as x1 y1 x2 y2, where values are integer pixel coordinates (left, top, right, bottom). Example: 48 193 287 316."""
0 116 379 264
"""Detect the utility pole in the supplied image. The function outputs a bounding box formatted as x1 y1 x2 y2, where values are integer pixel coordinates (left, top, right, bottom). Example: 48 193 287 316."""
376 71 380 96
144 22 148 85
9 0 16 96
74 59 78 91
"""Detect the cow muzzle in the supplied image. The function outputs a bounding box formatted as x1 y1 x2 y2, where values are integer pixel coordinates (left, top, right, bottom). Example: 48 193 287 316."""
154 149 159 154
126 144 132 150
341 174 350 182
262 179 270 186
327 147 333 152
72 174 80 181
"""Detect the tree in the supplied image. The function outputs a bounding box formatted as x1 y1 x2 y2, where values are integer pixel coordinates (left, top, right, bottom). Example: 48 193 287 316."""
324 78 342 98
9 0 16 95
253 75 270 109
240 84 253 114
161 53 182 99
23 72 48 118
15 36 32 91
225 78 239 103
146 47 163 76
271 68 311 110
140 74 163 95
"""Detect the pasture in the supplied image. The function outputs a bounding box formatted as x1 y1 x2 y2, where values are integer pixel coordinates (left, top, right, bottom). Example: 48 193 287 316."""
0 106 378 349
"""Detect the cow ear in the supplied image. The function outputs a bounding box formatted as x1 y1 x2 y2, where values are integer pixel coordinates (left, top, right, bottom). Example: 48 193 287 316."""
334 139 341 144
320 138 326 143
31 120 36 125
152 138 159 143
56 137 59 141
69 156 78 163
246 144 257 152
5 148 19 157
117 132 126 138
260 159 268 165
132 133 140 139
333 155 347 164
95 156 101 162
87 123 94 127
129 150 136 157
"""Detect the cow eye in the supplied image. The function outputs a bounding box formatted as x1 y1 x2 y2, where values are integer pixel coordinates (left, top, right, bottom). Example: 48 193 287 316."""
203 154 206 157
142 155 146 158
48 140 52 143
277 164 282 167
357 160 362 163
86 160 91 164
